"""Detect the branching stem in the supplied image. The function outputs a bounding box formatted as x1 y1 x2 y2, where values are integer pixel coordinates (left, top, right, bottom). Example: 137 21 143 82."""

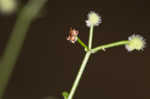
92 40 129 53
77 37 89 51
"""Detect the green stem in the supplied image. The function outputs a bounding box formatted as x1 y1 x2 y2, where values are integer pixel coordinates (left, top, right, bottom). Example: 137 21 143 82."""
91 40 129 53
88 25 94 49
77 37 89 51
0 0 47 98
68 52 91 99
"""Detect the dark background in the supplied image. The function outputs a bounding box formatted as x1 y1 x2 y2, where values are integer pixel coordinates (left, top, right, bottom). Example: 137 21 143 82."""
0 0 150 99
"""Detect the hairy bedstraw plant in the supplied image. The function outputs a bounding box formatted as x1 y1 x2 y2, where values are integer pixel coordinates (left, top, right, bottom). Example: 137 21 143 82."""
62 11 146 99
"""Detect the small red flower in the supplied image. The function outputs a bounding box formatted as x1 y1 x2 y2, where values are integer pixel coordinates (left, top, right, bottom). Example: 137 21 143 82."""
67 27 79 43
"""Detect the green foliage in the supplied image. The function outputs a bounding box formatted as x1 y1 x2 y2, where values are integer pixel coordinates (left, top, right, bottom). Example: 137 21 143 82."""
62 91 69 99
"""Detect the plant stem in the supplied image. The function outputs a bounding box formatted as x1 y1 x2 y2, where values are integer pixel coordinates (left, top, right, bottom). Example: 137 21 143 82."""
68 51 91 99
77 37 89 51
88 25 94 49
0 0 47 98
91 40 129 53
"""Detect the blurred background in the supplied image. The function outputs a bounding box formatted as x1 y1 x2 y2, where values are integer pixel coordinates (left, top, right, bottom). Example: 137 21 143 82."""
0 0 150 99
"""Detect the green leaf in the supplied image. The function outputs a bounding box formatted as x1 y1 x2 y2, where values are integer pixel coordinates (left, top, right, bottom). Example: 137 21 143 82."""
62 91 69 99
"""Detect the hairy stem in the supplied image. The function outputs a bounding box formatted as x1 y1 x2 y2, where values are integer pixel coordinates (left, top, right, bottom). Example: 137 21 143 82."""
77 37 89 51
88 25 94 49
68 52 91 99
92 40 129 53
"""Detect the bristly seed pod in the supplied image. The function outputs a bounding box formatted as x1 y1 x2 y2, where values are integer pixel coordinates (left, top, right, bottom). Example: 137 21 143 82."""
85 11 102 27
125 34 146 51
